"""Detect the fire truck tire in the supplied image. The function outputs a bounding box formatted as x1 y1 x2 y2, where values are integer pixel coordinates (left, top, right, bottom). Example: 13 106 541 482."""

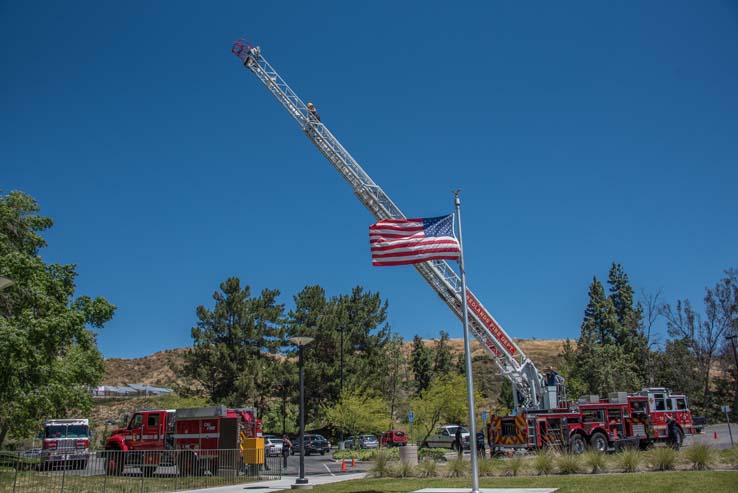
141 466 157 477
569 434 586 454
105 452 124 476
589 432 609 453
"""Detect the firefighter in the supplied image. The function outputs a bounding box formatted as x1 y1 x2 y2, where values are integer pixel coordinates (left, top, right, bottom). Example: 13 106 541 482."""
282 435 292 468
666 414 680 450
307 102 321 122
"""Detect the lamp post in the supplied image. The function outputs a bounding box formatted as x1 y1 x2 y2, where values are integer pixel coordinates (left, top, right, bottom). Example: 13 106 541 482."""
290 336 314 490
336 327 346 449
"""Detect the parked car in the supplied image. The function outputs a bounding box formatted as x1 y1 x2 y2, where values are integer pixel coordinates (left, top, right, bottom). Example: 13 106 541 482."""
422 425 470 450
380 430 408 447
343 434 379 449
265 438 284 457
292 434 330 455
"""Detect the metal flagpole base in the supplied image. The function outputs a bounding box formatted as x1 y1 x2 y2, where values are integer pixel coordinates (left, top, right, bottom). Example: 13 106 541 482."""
292 478 312 489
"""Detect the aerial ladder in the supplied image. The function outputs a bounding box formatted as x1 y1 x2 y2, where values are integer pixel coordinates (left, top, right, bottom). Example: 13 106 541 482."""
231 40 560 412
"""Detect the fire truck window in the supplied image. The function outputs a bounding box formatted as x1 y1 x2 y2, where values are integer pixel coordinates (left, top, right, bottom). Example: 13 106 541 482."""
130 414 143 429
666 399 673 411
654 395 666 411
147 414 159 427
582 409 605 423
630 401 647 413
676 398 687 410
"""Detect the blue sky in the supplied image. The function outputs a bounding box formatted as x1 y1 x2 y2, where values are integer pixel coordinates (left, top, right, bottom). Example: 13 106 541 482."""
2 1 737 358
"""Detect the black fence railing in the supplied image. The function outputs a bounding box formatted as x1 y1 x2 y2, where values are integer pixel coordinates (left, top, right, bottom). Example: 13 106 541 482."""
0 448 281 493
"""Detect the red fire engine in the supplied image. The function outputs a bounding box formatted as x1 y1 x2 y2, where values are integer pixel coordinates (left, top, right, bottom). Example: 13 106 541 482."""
489 387 695 453
40 418 90 469
104 405 263 476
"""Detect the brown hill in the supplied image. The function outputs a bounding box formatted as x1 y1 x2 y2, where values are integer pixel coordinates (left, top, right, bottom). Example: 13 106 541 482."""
102 339 570 390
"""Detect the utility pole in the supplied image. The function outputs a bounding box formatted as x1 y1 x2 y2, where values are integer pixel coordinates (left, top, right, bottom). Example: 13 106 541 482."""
336 327 346 448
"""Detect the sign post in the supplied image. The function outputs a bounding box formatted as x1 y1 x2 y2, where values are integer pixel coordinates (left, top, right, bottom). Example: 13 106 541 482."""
721 405 734 447
409 410 414 444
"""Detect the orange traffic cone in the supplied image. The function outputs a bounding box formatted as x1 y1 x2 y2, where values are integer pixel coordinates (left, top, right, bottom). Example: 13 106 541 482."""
351 456 356 467
341 459 346 471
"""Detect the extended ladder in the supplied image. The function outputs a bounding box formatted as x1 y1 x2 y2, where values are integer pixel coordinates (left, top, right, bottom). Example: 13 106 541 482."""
231 40 546 410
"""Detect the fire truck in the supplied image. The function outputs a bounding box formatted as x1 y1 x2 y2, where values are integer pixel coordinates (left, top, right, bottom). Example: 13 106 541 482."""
104 406 263 476
229 40 697 455
39 418 90 469
489 388 695 453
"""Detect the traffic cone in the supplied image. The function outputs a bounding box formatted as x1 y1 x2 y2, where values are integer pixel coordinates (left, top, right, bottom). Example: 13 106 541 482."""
341 459 346 471
351 456 356 467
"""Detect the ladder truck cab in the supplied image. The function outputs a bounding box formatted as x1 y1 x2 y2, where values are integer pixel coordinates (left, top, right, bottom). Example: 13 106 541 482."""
40 418 90 470
488 389 694 454
104 406 263 476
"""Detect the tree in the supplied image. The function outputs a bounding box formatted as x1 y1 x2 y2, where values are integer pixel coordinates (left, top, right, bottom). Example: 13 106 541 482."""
0 191 115 448
433 330 454 378
183 277 286 413
287 285 392 424
660 269 737 417
384 333 408 424
410 374 481 446
411 335 433 394
568 264 646 396
322 389 388 445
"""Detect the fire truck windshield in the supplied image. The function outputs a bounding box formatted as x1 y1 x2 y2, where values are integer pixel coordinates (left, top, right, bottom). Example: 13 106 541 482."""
45 425 88 439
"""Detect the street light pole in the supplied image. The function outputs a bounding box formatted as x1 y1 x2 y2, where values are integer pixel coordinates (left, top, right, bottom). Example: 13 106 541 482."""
290 336 314 490
336 327 345 449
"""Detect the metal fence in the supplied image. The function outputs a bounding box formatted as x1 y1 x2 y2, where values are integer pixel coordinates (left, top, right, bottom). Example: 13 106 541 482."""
0 448 282 493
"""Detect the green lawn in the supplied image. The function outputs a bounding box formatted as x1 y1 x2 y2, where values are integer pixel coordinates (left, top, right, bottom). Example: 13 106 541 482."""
310 470 738 493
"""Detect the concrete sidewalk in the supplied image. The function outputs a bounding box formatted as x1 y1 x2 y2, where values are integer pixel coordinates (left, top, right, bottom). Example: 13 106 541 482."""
178 472 368 492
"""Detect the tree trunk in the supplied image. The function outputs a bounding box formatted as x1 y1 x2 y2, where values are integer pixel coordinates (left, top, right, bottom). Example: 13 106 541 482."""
0 423 9 450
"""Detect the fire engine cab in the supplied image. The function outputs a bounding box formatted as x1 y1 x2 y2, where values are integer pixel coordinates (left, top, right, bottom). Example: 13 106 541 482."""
104 405 263 476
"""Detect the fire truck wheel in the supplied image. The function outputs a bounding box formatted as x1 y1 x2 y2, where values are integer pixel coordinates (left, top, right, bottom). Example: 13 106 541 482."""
569 434 586 454
141 466 157 477
589 432 609 453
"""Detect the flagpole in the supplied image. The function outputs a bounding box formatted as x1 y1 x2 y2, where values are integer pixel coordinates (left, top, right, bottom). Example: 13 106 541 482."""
454 190 480 493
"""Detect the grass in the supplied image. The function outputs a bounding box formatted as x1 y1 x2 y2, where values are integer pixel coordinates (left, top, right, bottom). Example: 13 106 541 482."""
445 457 468 478
500 456 524 477
616 448 642 473
581 450 607 473
556 453 582 474
415 458 437 478
368 450 391 478
308 470 738 492
531 450 555 475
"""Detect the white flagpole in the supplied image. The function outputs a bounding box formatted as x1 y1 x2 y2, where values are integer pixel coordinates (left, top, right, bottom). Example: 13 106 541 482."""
454 190 480 493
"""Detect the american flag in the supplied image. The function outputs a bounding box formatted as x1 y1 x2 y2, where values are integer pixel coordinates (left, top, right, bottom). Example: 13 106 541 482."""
369 215 461 266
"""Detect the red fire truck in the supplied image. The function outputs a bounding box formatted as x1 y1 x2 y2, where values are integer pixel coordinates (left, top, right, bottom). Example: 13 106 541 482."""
488 387 695 454
39 418 90 469
104 405 263 476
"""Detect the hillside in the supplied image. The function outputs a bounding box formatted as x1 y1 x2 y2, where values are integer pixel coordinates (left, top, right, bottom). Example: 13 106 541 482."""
102 338 570 390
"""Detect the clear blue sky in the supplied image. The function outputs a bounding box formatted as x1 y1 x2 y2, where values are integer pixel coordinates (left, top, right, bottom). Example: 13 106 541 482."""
2 1 737 358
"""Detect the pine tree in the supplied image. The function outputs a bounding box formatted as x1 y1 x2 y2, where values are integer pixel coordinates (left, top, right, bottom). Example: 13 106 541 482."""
433 330 454 377
411 335 433 394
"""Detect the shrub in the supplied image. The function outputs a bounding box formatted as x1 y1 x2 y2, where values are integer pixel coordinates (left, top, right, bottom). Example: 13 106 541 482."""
477 457 496 477
446 457 468 478
556 453 581 475
683 443 716 471
582 450 606 474
391 459 415 478
418 447 450 462
369 450 391 478
532 450 555 475
335 448 399 461
416 458 438 478
648 446 678 471
501 456 524 477
616 448 641 473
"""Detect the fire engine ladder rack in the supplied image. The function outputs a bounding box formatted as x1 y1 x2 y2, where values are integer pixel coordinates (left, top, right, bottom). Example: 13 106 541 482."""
232 40 546 410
